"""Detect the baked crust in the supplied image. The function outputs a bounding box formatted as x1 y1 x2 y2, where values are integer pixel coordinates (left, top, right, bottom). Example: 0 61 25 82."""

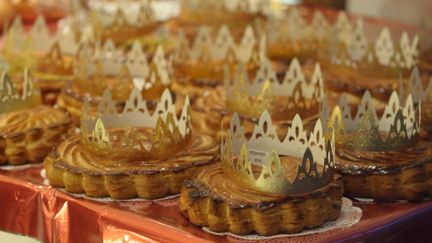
336 142 432 201
0 105 72 166
179 162 343 236
44 132 219 199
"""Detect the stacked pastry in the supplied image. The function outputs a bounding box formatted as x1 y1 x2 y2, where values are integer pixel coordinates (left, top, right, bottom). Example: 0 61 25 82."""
180 111 342 235
45 87 219 199
0 69 71 165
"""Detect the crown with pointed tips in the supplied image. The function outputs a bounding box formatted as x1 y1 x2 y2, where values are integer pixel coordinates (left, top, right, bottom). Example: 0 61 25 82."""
221 111 335 195
224 58 324 120
86 0 157 41
181 0 272 21
80 88 191 159
329 19 419 72
0 69 42 114
75 40 171 98
174 25 266 66
2 15 87 80
326 88 420 151
267 8 332 59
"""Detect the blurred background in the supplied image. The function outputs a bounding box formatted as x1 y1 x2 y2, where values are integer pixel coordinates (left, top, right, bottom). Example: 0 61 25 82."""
1 0 432 28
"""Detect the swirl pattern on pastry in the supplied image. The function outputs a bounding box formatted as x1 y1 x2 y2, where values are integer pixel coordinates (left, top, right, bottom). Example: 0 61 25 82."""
45 131 219 199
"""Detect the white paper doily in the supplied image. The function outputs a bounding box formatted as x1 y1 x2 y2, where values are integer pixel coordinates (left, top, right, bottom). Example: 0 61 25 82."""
202 197 362 240
0 163 43 171
40 169 179 203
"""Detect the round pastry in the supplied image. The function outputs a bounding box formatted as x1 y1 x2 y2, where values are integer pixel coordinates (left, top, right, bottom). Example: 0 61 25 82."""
0 105 72 165
44 130 218 199
57 44 171 123
177 0 268 28
171 25 265 95
180 162 342 236
188 58 324 137
180 111 342 236
87 0 160 43
336 140 432 201
330 90 432 201
46 88 219 199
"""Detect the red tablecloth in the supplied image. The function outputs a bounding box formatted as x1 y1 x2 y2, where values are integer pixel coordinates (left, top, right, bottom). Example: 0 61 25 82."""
1 165 432 243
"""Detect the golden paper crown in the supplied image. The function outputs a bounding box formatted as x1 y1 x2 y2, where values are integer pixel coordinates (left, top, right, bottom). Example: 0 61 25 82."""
221 111 335 195
2 15 84 79
174 25 266 66
329 19 419 72
181 0 272 18
267 8 332 59
75 40 171 98
0 69 41 114
224 58 324 119
326 89 420 151
81 88 191 160
86 0 156 41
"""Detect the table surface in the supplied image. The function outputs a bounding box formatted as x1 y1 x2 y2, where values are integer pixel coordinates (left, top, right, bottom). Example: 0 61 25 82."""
1 165 432 243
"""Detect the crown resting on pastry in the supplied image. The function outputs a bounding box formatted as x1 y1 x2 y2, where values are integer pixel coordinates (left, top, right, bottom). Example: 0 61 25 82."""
75 40 171 97
80 88 191 159
330 19 419 70
221 111 335 195
86 0 155 37
0 69 41 114
267 8 331 51
224 58 324 119
2 15 85 77
327 89 420 151
174 25 265 65
182 0 272 16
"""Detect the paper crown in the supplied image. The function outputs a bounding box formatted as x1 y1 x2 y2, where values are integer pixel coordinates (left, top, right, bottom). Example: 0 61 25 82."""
2 15 86 78
86 0 156 40
325 88 420 151
80 88 191 159
174 25 266 65
329 19 419 70
0 69 41 114
75 40 171 97
268 8 419 70
224 58 324 119
267 8 331 56
221 111 335 195
181 0 272 16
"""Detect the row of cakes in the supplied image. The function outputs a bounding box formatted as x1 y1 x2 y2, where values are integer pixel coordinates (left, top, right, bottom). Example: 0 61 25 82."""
0 1 431 237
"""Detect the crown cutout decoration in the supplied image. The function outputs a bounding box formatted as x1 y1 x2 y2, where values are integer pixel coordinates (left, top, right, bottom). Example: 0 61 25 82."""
80 88 191 160
224 58 324 119
0 69 42 114
174 25 265 66
75 40 171 97
326 89 420 151
85 0 156 40
221 111 335 195
182 0 272 16
2 15 86 77
330 19 419 70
